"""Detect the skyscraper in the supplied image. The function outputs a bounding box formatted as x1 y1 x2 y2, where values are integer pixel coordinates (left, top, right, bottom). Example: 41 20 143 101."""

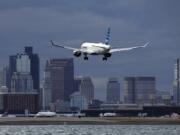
8 55 17 89
124 77 156 104
16 54 30 73
8 47 39 91
2 66 9 87
9 53 34 93
44 67 52 109
11 72 33 92
25 46 40 90
44 58 74 106
0 67 9 91
106 78 120 103
173 58 180 105
74 77 82 92
124 77 136 103
78 76 94 103
70 91 88 110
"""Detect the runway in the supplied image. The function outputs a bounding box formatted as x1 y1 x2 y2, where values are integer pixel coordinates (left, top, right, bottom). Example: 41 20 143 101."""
0 117 180 125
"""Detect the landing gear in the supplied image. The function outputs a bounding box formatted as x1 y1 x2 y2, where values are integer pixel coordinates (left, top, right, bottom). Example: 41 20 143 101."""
84 56 88 60
103 53 111 61
83 53 89 60
103 57 107 61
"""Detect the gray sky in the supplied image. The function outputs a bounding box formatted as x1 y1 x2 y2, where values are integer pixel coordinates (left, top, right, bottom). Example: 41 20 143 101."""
0 0 180 101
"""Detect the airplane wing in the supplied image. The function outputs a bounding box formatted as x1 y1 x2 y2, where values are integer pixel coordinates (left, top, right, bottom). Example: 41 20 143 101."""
50 40 78 51
109 42 149 53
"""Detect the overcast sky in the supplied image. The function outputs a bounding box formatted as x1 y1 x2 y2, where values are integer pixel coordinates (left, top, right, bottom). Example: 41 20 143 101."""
0 0 179 101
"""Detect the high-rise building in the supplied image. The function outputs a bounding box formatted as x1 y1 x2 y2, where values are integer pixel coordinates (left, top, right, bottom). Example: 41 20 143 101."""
70 91 88 110
124 77 156 104
137 77 156 104
78 76 94 103
73 76 94 104
0 92 39 114
74 77 82 92
11 72 33 92
8 47 39 91
124 77 136 103
16 54 31 73
44 58 74 107
44 69 52 109
173 58 180 105
2 67 9 87
9 53 34 93
106 78 120 103
24 46 40 90
8 55 17 89
0 67 9 91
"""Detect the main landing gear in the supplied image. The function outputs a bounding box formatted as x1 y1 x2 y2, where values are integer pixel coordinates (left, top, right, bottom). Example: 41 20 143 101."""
102 57 107 61
84 56 88 60
84 53 89 60
103 53 111 61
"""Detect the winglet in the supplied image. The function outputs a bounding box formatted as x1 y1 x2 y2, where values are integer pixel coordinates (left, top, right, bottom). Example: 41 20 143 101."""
50 40 60 47
50 40 77 50
143 42 149 47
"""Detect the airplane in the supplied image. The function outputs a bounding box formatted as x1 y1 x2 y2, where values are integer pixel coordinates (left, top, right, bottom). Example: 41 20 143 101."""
36 111 56 117
50 28 149 61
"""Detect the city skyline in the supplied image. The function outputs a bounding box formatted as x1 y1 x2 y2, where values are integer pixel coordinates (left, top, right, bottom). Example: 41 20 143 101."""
0 46 176 113
0 46 178 101
0 0 179 100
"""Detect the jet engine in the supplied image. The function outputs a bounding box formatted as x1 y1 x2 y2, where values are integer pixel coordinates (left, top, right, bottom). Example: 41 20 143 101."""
73 51 81 57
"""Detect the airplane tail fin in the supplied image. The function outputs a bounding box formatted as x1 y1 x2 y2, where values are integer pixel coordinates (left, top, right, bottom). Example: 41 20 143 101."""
105 27 110 45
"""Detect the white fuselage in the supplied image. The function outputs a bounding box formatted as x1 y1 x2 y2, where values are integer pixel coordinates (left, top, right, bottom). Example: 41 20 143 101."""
80 42 111 55
36 111 56 117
